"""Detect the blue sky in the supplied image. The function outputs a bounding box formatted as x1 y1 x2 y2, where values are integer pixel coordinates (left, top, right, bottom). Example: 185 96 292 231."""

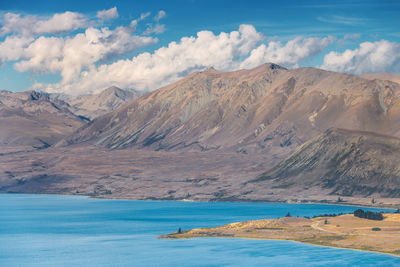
1 0 399 94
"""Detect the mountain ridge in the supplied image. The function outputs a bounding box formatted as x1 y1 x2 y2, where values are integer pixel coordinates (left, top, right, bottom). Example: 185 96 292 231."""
361 72 400 85
60 63 400 158
1 63 400 204
0 90 85 152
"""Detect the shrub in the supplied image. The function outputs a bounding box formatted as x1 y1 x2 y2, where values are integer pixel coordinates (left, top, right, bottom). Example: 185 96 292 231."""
353 209 383 220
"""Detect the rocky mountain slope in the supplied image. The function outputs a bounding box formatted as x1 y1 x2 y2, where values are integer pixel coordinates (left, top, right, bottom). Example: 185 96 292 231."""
1 64 400 204
62 64 400 160
2 128 400 204
68 86 139 120
361 72 400 85
251 128 400 198
0 90 85 152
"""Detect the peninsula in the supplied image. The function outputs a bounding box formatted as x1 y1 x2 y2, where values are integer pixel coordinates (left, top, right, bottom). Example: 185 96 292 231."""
159 212 400 256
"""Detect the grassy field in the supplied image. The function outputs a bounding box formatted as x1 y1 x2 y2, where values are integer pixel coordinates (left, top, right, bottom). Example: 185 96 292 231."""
159 213 400 256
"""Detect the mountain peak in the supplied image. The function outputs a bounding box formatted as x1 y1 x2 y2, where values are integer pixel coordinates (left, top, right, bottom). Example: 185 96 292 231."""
68 86 139 120
104 85 121 92
201 67 220 74
99 86 124 97
259 62 286 70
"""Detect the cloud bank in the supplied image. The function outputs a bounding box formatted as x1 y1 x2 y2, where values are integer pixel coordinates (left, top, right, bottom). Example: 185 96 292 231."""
1 8 399 96
321 40 400 74
34 25 333 95
1 12 87 36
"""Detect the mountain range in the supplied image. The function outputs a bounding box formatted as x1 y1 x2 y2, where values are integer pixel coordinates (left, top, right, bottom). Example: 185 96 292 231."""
0 90 84 153
1 63 400 206
62 64 400 156
0 86 137 153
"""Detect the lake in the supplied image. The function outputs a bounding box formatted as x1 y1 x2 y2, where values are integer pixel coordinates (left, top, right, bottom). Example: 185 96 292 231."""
0 194 399 266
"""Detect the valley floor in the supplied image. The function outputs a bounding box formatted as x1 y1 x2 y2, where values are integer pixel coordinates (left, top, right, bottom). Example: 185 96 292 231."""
1 145 400 208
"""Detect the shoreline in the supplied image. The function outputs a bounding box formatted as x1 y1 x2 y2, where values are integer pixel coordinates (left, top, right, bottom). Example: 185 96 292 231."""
159 213 400 257
2 192 398 210
3 192 400 258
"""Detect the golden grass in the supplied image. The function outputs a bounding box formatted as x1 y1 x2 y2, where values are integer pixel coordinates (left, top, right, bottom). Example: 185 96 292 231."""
159 213 400 256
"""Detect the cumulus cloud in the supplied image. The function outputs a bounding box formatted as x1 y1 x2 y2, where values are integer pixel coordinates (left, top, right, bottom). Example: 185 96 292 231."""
240 36 334 69
96 7 118 20
1 8 338 97
14 26 157 83
37 24 264 94
321 40 400 74
0 12 87 36
0 8 157 87
0 35 33 65
35 25 333 96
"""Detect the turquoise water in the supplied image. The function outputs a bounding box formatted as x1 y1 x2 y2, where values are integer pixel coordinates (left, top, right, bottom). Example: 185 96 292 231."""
0 194 399 266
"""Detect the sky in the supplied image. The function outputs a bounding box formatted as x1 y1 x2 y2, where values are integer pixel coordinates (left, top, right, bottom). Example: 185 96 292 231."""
0 0 399 95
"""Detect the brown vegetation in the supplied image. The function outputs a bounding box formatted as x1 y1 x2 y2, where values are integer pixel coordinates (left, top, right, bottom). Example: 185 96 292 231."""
159 213 400 256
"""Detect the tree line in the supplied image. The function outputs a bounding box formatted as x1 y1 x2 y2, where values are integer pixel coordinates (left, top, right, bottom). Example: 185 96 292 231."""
353 209 383 220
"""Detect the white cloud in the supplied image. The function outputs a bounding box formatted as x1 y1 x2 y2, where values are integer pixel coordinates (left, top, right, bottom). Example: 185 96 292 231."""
96 7 118 20
37 25 333 96
38 24 264 95
0 9 158 92
0 35 33 65
14 36 64 74
154 10 166 21
13 26 157 83
1 12 87 36
36 12 87 34
321 40 400 74
240 36 334 69
0 9 337 97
